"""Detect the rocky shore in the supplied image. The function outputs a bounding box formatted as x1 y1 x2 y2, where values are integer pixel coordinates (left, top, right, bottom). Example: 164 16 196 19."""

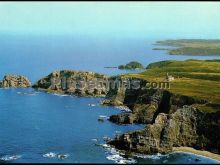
102 78 219 155
2 69 219 158
108 106 220 155
0 74 31 88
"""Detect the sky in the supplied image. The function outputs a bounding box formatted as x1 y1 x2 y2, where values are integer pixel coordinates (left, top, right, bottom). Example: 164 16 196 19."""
0 2 220 38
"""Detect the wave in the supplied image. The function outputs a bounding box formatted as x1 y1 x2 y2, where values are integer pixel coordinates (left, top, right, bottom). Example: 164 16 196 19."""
91 138 98 142
0 155 22 161
134 152 169 160
52 93 69 97
102 144 172 164
102 144 136 164
115 106 132 112
43 152 57 158
88 103 96 107
17 91 36 96
43 152 69 160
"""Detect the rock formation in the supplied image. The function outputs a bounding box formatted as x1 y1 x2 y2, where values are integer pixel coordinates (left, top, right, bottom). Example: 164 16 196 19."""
0 74 31 88
32 70 109 96
104 78 206 125
108 106 220 155
101 76 219 155
33 70 220 155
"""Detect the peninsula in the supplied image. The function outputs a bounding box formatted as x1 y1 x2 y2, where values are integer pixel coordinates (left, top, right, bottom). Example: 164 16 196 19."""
31 59 220 160
154 39 220 56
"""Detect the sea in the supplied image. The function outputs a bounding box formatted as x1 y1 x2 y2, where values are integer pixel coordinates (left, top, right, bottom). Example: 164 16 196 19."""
0 34 219 163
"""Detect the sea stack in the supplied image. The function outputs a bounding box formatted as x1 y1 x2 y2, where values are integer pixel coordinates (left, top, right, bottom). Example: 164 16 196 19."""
0 74 31 88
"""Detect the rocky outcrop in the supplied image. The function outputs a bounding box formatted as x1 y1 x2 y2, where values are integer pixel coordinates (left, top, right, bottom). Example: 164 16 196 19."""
32 70 109 96
33 71 219 155
104 78 206 125
103 76 219 155
0 74 31 88
108 106 220 154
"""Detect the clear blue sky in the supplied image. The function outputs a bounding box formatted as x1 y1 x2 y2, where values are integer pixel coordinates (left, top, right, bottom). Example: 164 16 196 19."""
0 2 220 38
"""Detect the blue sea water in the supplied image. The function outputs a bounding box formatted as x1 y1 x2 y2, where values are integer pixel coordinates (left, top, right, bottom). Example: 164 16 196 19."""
0 34 219 163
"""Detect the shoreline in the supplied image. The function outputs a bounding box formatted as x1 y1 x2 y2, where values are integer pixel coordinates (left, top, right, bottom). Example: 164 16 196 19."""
173 147 220 162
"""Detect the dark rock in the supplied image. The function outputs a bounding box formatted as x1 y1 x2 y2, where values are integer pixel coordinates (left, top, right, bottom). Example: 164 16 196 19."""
109 113 134 124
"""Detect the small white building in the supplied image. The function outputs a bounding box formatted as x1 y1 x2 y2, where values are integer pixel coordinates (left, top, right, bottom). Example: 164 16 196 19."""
165 73 174 82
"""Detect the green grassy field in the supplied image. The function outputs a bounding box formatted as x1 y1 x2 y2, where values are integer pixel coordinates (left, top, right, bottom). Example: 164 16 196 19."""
154 39 220 56
123 59 220 112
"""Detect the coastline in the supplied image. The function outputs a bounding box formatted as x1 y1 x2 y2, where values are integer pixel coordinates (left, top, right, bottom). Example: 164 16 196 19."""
173 147 220 162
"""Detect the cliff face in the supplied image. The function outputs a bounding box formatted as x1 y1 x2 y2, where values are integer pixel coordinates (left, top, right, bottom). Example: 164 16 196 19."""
108 106 220 154
0 75 31 88
33 71 220 155
104 79 206 125
32 70 109 96
103 77 219 155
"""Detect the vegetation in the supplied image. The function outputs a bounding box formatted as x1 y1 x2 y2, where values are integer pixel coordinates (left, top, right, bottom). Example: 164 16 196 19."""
118 61 144 70
154 39 220 56
122 59 220 112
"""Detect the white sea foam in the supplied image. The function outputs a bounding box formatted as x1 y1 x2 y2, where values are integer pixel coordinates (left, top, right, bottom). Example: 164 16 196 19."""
115 106 132 112
17 91 36 96
99 115 109 119
43 152 69 160
91 138 98 142
52 93 69 97
88 103 96 107
0 155 22 161
102 144 111 148
134 152 170 160
103 144 136 164
43 152 57 158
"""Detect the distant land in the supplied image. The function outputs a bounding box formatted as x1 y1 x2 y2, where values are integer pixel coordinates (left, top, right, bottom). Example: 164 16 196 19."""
104 66 118 69
118 61 144 70
154 39 220 56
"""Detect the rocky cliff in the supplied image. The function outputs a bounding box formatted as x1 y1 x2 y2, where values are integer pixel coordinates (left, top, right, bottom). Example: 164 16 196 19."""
104 78 219 155
108 106 220 154
103 78 206 125
33 70 220 155
32 70 109 96
0 74 31 88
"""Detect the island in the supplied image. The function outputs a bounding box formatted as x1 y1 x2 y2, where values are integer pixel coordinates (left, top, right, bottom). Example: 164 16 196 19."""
118 61 144 70
154 39 220 56
0 74 31 88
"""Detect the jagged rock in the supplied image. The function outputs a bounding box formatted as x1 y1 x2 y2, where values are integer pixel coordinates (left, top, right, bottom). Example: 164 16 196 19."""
32 70 109 97
109 113 134 124
106 83 207 125
108 106 220 155
0 74 31 88
33 71 219 155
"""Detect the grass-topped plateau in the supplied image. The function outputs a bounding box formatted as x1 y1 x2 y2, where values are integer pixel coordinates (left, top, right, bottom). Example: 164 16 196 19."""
122 59 220 113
